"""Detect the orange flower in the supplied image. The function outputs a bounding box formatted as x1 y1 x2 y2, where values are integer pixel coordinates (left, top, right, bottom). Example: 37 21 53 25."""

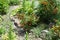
20 24 25 28
53 7 58 14
19 14 24 19
41 1 48 5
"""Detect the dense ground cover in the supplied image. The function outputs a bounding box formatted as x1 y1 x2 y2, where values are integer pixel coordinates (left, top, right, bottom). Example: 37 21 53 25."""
0 0 60 40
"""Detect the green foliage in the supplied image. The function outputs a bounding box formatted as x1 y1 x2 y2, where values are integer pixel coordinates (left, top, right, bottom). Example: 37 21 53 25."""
25 31 29 40
45 29 60 40
7 22 16 40
37 0 58 24
11 1 60 40
32 24 47 37
18 13 39 31
12 0 39 31
0 26 5 35
0 15 3 22
43 25 60 40
11 7 20 16
0 0 9 15
0 16 16 40
0 0 60 40
56 1 60 25
17 0 35 14
9 0 20 5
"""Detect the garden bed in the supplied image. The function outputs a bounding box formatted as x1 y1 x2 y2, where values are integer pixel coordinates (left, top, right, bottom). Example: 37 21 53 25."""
0 0 60 40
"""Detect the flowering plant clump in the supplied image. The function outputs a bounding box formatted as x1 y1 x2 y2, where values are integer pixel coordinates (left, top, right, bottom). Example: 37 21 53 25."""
51 25 60 35
46 25 60 40
14 13 39 31
37 0 58 24
12 0 39 31
11 0 59 32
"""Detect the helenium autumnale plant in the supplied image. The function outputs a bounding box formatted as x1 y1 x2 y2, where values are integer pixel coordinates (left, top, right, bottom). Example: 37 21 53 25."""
37 0 58 24
12 0 39 31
